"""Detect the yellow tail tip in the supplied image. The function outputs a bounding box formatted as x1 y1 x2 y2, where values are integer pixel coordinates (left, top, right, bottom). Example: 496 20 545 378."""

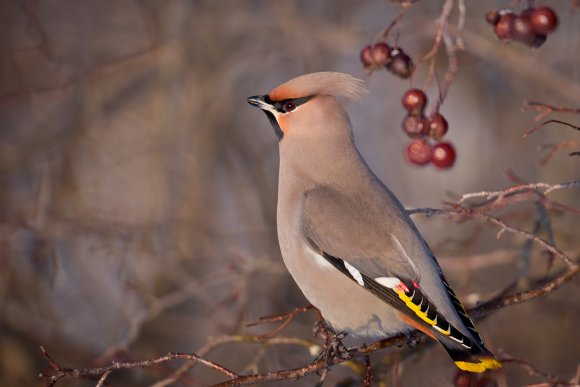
455 358 502 373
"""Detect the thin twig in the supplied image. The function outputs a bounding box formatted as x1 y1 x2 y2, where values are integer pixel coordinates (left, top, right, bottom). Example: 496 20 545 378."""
539 141 580 165
39 351 239 386
246 305 316 338
523 119 580 138
457 181 580 205
498 352 573 386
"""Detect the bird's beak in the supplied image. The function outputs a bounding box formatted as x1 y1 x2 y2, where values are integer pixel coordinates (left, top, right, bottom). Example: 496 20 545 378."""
247 94 284 140
247 95 274 112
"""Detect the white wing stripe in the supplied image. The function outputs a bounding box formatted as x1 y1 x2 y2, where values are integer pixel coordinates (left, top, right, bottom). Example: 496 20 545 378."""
344 261 364 286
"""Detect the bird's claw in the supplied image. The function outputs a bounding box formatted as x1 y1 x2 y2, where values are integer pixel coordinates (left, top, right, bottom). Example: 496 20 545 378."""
406 330 421 348
313 320 352 366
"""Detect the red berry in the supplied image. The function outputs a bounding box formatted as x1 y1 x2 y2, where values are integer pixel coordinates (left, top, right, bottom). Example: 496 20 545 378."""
387 49 414 79
512 15 534 43
485 10 500 25
494 12 516 41
406 139 432 166
529 34 547 48
372 43 391 65
360 45 374 67
402 115 429 138
402 89 427 116
428 113 449 140
530 7 558 35
431 142 456 169
521 7 536 19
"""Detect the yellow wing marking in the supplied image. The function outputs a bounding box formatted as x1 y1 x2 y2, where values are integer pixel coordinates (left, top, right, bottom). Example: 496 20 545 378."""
395 289 437 326
433 324 451 336
455 358 502 373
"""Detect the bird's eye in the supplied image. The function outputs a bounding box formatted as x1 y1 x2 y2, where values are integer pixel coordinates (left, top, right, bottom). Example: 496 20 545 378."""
282 101 296 112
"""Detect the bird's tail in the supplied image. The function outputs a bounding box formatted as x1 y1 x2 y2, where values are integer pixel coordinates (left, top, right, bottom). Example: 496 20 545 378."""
441 341 502 373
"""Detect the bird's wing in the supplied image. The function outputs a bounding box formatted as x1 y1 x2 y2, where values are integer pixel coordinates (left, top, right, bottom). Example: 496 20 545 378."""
301 187 421 281
301 187 485 351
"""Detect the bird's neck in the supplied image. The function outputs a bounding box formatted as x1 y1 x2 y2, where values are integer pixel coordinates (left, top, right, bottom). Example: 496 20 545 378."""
278 135 374 198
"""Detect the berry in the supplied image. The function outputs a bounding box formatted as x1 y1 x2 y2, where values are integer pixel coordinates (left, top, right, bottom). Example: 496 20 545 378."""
428 113 448 140
431 142 456 169
402 89 427 116
360 45 374 67
372 43 391 65
521 7 536 19
485 10 500 25
406 139 432 166
512 15 534 43
494 12 516 41
529 34 547 48
402 115 429 137
387 49 414 79
530 7 558 35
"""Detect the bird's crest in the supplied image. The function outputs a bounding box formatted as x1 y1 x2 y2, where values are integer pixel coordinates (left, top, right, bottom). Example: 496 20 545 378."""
269 72 367 102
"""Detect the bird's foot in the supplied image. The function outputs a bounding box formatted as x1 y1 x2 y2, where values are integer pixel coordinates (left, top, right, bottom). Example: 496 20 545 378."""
313 320 352 365
406 330 421 348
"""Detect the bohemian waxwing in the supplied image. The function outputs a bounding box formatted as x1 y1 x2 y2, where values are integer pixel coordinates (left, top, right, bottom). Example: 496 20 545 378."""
247 72 501 373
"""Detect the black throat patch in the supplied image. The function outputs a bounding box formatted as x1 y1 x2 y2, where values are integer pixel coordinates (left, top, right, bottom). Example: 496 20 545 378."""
264 111 284 140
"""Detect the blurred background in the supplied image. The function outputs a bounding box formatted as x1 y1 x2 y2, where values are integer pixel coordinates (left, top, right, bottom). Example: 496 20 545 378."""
0 0 579 386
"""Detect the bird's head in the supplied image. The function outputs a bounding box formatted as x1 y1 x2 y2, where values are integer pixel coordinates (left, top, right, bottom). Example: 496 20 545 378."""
247 72 367 141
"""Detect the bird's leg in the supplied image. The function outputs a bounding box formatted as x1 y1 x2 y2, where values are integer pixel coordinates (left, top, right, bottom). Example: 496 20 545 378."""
406 330 421 348
313 320 352 365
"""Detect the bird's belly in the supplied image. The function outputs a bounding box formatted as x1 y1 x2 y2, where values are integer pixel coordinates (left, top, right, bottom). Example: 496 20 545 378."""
279 242 411 346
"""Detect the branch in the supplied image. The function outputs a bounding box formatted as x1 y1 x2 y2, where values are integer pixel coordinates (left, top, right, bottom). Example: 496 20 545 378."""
246 305 318 338
522 100 580 138
39 346 238 387
498 352 574 386
539 141 580 165
457 180 580 204
39 258 579 386
469 264 580 319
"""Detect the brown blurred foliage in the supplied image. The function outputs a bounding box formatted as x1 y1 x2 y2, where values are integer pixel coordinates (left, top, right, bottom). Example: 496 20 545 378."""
0 1 578 386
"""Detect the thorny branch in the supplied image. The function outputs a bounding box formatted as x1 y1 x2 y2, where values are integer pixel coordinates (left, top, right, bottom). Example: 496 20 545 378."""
419 0 465 113
498 352 576 386
39 256 579 386
408 180 579 267
39 346 238 387
39 178 579 386
539 141 580 165
522 101 580 138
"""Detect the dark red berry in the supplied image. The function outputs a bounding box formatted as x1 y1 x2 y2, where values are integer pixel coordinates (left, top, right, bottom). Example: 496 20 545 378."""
529 33 547 48
431 142 456 169
521 7 536 19
360 45 374 67
512 15 534 43
494 12 516 41
402 89 427 116
485 10 500 25
387 49 414 79
372 43 391 65
406 139 432 166
428 113 449 140
530 6 558 35
402 115 429 138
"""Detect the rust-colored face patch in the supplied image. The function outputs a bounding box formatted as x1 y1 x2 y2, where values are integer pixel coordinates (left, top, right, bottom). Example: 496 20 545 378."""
269 85 298 102
276 114 288 134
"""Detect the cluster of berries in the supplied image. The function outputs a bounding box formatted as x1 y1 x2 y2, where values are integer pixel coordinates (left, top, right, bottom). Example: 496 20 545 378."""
360 43 414 79
401 89 456 168
486 6 558 48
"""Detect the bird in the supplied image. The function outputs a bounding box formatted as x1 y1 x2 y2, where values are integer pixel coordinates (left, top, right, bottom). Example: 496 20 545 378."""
247 72 501 373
